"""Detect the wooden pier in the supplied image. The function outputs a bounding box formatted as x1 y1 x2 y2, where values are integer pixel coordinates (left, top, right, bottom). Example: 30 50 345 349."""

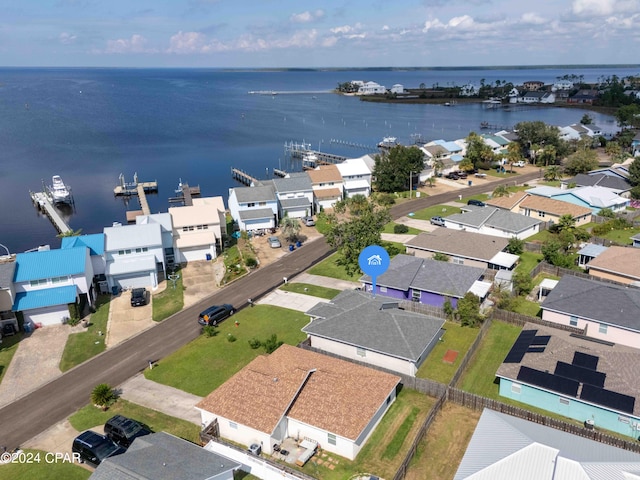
30 191 72 234
231 168 259 186
284 141 347 165
168 182 201 206
113 173 158 196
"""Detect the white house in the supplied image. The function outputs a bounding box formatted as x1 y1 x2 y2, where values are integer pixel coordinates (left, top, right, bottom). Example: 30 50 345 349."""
103 223 166 291
227 184 278 232
135 213 175 267
11 246 95 326
357 81 386 95
443 207 543 240
390 84 404 94
306 164 344 211
195 344 400 461
552 79 574 91
272 174 314 219
169 197 226 263
336 155 374 198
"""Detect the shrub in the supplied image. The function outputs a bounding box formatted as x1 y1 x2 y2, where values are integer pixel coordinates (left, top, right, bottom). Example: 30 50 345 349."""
245 257 258 269
262 334 283 354
591 222 613 236
202 325 218 337
227 334 237 343
91 383 115 410
598 208 615 218
393 224 409 234
383 242 402 257
248 338 262 349
433 252 449 262
376 193 396 206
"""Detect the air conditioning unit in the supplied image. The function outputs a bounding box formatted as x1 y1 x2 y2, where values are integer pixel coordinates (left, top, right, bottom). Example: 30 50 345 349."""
584 419 595 430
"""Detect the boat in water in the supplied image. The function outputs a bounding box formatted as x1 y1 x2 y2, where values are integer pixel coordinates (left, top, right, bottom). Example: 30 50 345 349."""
378 136 399 149
48 175 72 205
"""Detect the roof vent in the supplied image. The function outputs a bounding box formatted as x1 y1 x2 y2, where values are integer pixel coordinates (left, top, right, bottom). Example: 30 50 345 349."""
380 302 399 310
273 377 278 382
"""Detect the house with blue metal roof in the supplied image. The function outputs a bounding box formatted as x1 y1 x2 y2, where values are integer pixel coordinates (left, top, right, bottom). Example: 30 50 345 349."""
12 246 94 327
61 233 106 275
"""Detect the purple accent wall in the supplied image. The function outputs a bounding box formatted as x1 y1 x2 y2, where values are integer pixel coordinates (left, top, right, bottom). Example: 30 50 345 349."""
367 284 408 300
413 289 458 308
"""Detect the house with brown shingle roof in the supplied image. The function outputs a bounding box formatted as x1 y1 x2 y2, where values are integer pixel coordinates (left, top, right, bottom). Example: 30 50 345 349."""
586 246 640 286
195 344 400 461
517 195 593 226
485 191 528 211
306 165 344 211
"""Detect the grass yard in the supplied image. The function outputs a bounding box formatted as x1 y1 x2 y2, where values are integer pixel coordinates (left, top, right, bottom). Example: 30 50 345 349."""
516 251 543 275
383 222 422 235
0 449 90 480
308 253 361 282
0 332 23 385
456 193 490 204
280 282 340 299
525 229 556 244
69 398 201 443
485 169 520 179
152 268 184 321
410 204 462 221
145 305 308 396
458 321 522 398
59 295 110 372
416 322 479 384
404 403 482 480
510 297 542 317
295 389 435 480
598 226 640 245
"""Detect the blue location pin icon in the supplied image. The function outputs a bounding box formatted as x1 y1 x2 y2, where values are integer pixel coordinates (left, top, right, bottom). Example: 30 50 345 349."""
359 245 390 297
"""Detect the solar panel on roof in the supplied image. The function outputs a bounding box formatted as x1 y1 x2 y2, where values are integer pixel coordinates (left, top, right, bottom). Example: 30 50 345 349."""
517 366 579 397
504 330 538 363
572 351 599 370
581 384 635 414
530 336 550 346
554 361 606 388
527 346 546 353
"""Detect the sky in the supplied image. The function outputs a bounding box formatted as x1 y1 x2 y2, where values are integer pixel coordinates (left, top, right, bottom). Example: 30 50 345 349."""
0 0 639 68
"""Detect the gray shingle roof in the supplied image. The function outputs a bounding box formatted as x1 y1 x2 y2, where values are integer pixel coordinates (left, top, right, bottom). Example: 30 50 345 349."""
303 290 445 362
541 275 640 331
238 207 274 221
233 184 276 203
568 173 631 191
445 207 542 234
405 229 509 262
90 432 240 480
280 197 311 209
360 254 485 298
454 408 640 480
272 175 312 193
0 261 16 289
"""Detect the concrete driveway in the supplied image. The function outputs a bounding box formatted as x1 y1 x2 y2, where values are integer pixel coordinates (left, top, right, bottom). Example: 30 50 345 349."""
180 260 224 307
106 291 155 348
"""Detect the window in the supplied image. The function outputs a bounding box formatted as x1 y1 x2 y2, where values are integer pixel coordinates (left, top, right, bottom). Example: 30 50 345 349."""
135 247 143 253
356 347 366 357
259 201 266 206
182 227 189 232
118 250 125 255
30 279 48 287
599 323 608 334
618 416 630 424
559 397 570 405
452 257 464 265
539 211 545 218
327 433 336 446
569 316 578 327
379 286 387 293
51 276 68 284
511 383 521 394
247 202 255 207
229 421 238 430
412 290 420 302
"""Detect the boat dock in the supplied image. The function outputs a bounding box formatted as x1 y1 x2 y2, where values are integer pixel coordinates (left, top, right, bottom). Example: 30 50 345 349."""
231 168 259 186
29 191 72 234
168 181 201 206
284 141 347 165
273 169 288 178
113 173 158 196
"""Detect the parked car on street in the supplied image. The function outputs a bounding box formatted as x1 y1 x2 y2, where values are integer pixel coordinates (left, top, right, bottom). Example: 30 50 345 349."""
198 304 235 326
457 171 468 179
430 216 446 227
130 288 147 307
446 172 459 180
72 431 125 467
513 161 526 167
104 415 152 448
268 236 281 248
467 199 486 207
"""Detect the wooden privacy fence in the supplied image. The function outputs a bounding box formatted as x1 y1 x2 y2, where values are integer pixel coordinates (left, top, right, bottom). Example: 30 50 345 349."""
530 260 637 288
491 308 585 334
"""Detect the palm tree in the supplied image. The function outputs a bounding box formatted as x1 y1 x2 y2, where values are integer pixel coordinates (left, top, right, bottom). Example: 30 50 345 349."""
544 165 562 182
91 383 115 410
492 185 510 197
433 156 445 177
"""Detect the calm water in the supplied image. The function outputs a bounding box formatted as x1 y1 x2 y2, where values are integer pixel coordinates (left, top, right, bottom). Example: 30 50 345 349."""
1 66 638 253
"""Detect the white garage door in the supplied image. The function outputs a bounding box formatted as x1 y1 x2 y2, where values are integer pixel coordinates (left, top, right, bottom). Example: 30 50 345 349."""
178 246 214 263
112 272 154 290
285 207 308 219
24 305 70 327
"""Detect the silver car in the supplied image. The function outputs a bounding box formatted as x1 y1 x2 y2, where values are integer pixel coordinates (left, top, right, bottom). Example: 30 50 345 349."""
302 216 315 227
268 236 281 248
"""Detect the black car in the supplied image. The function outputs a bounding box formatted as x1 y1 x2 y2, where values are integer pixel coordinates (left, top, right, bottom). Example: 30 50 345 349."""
130 288 147 307
72 430 125 467
457 171 468 179
198 304 235 326
104 415 152 448
446 172 459 180
467 199 486 207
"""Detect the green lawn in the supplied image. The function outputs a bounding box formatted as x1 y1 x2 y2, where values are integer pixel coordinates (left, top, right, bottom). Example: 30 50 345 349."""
59 295 110 372
308 253 361 282
0 449 90 480
280 283 340 299
409 204 462 221
485 170 520 179
145 305 308 396
152 268 185 321
598 226 640 245
416 322 480 384
383 222 422 235
525 229 556 243
69 398 201 443
295 389 435 480
510 297 542 317
0 332 23 385
457 193 490 204
516 251 543 275
458 321 522 397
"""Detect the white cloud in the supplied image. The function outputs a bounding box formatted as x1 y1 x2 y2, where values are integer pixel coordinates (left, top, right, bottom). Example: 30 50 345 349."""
59 32 77 45
382 25 390 31
167 31 229 54
331 25 353 34
105 34 155 54
521 12 546 25
572 0 638 16
290 10 324 24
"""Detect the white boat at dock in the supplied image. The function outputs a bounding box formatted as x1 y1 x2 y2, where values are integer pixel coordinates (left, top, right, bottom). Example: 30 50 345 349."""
378 136 399 149
48 175 72 205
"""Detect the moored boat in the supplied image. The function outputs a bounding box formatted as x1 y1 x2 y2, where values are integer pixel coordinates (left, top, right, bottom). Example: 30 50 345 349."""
48 175 72 204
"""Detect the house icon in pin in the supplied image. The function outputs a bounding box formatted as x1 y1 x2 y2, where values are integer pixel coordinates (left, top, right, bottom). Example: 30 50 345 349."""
367 254 383 266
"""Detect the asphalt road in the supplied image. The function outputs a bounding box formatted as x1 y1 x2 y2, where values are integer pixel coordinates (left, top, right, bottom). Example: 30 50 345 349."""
0 170 540 449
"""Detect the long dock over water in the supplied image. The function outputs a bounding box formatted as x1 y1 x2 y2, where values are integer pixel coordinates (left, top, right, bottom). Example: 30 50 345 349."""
113 173 158 196
29 191 72 234
231 168 259 186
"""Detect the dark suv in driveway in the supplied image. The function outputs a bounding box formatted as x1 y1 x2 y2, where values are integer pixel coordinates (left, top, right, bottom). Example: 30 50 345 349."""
198 304 235 326
104 415 152 448
130 288 147 307
72 430 125 467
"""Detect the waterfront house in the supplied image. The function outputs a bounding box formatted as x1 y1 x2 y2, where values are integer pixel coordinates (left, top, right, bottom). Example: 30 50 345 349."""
0 259 19 334
455 408 640 480
91 432 239 480
390 84 404 94
336 156 374 198
359 254 491 308
195 344 400 461
12 246 94 326
303 289 445 377
526 185 629 214
272 174 314 219
103 223 165 291
552 79 574 91
227 184 278 232
586 245 640 286
136 213 175 267
541 275 640 349
497 323 640 440
169 197 226 263
522 80 545 91
442 206 543 240
61 233 106 276
357 81 386 95
405 229 518 270
567 89 599 104
518 91 556 104
306 164 344 211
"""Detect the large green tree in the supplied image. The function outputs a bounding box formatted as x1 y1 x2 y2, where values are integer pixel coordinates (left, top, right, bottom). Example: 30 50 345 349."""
514 121 562 157
464 132 495 169
373 145 425 193
615 104 640 128
629 157 640 187
456 292 483 327
325 202 391 276
563 148 599 176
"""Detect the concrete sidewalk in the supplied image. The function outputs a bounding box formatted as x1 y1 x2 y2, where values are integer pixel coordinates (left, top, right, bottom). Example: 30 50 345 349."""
257 289 329 312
